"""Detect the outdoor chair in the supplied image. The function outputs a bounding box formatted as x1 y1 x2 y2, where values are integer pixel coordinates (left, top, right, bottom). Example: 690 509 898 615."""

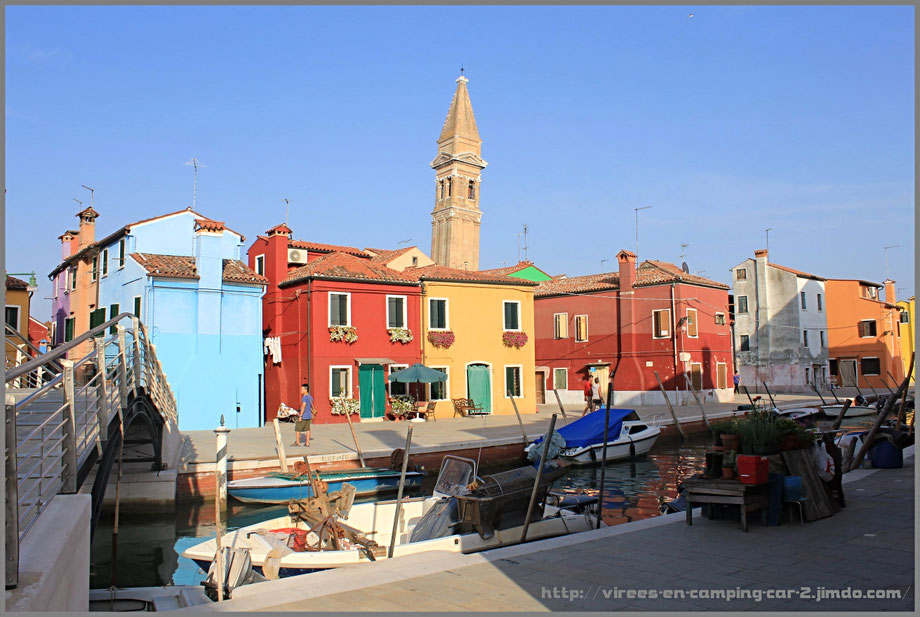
452 398 485 418
418 401 437 422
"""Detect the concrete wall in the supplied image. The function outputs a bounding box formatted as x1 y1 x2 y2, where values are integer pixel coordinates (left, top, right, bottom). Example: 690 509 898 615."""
5 494 91 612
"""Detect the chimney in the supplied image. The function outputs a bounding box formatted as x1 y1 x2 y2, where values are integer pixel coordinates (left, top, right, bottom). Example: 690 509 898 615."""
754 249 768 262
76 207 99 249
617 249 637 291
59 230 78 260
883 279 896 305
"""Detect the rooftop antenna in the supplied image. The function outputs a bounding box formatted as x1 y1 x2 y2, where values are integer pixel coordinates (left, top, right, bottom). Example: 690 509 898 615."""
600 258 609 271
283 198 290 225
884 245 899 280
184 158 205 209
765 227 773 256
397 238 412 247
81 185 94 208
73 198 83 207
635 205 652 262
680 242 690 273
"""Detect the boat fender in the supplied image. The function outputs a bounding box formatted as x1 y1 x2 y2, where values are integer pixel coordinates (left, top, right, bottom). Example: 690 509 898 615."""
628 437 636 458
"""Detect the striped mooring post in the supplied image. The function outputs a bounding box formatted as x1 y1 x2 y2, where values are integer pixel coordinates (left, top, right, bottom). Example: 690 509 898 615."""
215 415 231 510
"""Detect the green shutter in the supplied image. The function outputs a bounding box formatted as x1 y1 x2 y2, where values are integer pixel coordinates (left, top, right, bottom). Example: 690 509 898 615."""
65 318 74 342
90 308 106 337
504 302 519 330
109 304 119 334
133 297 141 318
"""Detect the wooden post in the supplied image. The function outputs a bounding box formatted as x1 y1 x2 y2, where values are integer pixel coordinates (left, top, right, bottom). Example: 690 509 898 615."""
684 374 710 430
272 418 289 473
551 388 569 423
388 425 413 559
521 414 557 543
6 394 19 588
848 355 914 472
654 371 685 439
342 408 366 468
813 383 828 405
60 359 78 494
508 393 529 445
830 399 853 431
597 388 613 530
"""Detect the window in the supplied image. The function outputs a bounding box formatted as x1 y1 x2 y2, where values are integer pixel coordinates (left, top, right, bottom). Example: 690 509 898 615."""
575 315 588 342
860 357 880 376
102 249 109 276
686 309 698 337
411 256 418 267
118 239 126 268
439 180 445 199
736 296 748 314
901 311 910 324
553 368 567 390
69 266 77 291
805 367 811 385
861 285 878 300
468 181 475 200
736 268 747 280
255 255 265 276
817 293 823 311
133 296 142 318
428 367 449 400
5 306 21 331
429 298 448 330
716 363 728 390
92 256 98 281
829 359 838 376
858 320 877 338
330 367 351 398
553 313 568 339
800 291 806 310
65 317 75 342
803 330 809 346
690 363 703 390
503 301 521 331
446 177 452 197
109 304 120 334
652 309 670 338
739 335 750 351
329 293 350 326
715 312 726 326
389 364 408 397
90 308 106 337
819 330 825 348
387 296 407 328
505 366 522 398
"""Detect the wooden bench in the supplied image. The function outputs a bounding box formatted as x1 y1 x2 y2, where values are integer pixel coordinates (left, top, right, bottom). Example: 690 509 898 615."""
452 398 487 418
683 478 769 532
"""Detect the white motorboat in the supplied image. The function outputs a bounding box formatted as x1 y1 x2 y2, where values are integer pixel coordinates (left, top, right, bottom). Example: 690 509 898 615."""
774 407 824 420
88 586 211 611
181 456 598 578
524 408 661 466
821 403 877 418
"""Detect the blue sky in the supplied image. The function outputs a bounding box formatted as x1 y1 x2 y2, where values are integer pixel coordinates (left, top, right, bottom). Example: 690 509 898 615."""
6 5 914 320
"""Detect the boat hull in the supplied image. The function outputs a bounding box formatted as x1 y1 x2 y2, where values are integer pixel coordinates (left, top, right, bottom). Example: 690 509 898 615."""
821 404 877 418
228 470 425 504
559 430 660 466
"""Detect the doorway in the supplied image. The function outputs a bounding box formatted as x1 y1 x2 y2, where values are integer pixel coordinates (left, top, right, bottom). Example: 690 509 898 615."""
466 364 492 414
838 359 858 387
358 364 386 418
535 371 546 404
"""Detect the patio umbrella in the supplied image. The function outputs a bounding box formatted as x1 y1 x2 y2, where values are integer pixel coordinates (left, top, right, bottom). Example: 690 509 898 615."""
387 363 448 384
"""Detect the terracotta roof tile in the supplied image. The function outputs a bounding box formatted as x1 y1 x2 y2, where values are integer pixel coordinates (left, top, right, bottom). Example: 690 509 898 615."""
6 275 29 290
365 246 415 262
402 264 539 286
266 223 292 235
222 259 268 285
131 253 198 279
768 263 825 281
636 261 729 289
195 219 226 233
535 260 729 297
280 252 415 287
289 240 370 258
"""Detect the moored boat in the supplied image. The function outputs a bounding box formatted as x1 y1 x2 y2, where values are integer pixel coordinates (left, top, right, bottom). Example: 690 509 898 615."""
228 467 424 504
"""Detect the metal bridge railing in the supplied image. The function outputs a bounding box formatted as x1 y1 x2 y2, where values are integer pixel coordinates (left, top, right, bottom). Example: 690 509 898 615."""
4 324 61 389
4 313 177 589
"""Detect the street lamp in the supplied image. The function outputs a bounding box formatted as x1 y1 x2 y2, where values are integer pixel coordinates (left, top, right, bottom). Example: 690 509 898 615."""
635 206 652 262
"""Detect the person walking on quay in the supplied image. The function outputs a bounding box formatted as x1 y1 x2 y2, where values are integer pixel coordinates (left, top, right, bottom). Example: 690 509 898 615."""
582 374 594 416
733 371 741 394
292 383 313 447
592 378 603 410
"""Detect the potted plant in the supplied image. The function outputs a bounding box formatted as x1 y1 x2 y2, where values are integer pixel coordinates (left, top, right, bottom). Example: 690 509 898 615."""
712 417 741 452
722 451 737 480
389 395 416 420
736 410 782 455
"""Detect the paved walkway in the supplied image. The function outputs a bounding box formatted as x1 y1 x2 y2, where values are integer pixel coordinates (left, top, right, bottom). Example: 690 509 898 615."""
180 392 833 469
181 451 913 612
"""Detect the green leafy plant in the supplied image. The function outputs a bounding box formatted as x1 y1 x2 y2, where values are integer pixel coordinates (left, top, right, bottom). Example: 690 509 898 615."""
734 410 782 454
390 395 416 418
329 325 358 344
712 417 739 435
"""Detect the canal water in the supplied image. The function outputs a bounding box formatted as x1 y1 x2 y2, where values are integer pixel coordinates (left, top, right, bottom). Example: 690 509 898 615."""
89 419 878 589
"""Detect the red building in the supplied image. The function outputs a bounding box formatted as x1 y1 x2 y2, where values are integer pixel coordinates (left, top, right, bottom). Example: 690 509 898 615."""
534 250 734 406
248 224 422 424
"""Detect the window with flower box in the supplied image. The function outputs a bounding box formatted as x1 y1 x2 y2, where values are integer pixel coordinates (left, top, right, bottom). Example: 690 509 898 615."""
387 296 407 328
329 293 351 326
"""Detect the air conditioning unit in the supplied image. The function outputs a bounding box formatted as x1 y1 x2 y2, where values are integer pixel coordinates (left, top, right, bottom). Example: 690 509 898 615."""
287 248 307 264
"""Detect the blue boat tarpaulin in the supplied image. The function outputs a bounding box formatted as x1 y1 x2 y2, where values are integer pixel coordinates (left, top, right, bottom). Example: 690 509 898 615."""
532 408 636 449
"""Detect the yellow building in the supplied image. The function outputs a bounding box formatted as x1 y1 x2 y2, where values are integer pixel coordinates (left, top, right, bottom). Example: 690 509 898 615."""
403 265 538 417
897 297 915 383
5 275 32 368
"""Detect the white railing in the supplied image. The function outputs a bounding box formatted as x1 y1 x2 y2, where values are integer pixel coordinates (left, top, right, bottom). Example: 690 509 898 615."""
4 313 177 588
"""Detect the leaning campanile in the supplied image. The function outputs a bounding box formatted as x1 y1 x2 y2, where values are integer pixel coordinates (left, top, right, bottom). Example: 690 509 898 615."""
430 73 487 270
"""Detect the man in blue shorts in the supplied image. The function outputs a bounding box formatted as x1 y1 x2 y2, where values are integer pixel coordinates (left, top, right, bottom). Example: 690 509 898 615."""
293 383 313 447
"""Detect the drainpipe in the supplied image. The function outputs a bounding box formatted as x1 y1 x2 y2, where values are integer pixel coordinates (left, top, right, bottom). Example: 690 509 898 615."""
671 283 678 402
307 279 314 399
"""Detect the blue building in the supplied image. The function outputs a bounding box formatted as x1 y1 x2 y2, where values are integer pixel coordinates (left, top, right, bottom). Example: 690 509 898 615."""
65 207 267 431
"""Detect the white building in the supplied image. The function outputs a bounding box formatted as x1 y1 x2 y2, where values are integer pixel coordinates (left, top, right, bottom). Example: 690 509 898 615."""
731 249 829 393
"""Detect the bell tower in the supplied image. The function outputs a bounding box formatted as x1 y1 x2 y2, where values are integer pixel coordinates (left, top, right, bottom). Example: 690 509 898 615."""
430 73 487 270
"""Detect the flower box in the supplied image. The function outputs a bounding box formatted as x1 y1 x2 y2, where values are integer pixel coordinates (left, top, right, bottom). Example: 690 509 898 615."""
330 397 360 416
427 330 455 349
329 325 358 344
502 331 528 349
388 328 414 344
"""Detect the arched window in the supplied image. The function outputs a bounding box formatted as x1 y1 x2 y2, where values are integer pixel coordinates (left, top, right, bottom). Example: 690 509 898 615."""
447 177 452 197
439 180 445 199
468 181 475 200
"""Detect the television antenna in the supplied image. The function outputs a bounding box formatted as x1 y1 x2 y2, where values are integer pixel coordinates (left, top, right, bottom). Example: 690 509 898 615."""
73 198 83 207
283 198 290 225
184 158 205 209
81 185 95 208
397 238 412 247
884 245 899 280
600 258 609 271
516 224 529 262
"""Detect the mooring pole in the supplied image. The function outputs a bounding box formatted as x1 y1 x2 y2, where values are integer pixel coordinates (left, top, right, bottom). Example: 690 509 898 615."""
388 425 413 559
761 382 776 409
215 415 230 511
508 392 529 445
552 388 569 424
213 467 224 603
654 371 685 439
342 407 366 467
597 388 613 530
813 382 828 406
521 414 557 544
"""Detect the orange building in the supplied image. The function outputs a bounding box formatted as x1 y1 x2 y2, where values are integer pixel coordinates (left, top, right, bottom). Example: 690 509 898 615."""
825 278 903 389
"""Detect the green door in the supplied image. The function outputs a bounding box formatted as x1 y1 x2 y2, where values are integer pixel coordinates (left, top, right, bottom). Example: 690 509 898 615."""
466 364 492 414
358 364 386 418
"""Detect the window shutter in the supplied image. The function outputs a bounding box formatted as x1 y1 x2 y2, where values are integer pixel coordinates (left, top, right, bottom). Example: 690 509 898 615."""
90 308 106 337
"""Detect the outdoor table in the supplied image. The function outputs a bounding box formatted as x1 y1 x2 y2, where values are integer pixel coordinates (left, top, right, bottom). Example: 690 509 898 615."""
683 478 769 532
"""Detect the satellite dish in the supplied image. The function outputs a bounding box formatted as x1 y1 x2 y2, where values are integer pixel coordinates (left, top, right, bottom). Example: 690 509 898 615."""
681 262 690 273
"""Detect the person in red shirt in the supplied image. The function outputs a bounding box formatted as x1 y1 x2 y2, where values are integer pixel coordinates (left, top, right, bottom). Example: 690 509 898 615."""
582 375 594 416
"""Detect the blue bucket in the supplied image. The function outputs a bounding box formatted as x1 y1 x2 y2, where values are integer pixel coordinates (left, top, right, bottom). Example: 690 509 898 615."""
783 476 803 502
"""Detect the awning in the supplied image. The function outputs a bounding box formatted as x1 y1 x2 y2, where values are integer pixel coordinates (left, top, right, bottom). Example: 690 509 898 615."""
535 366 551 372
584 362 611 367
355 358 397 365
